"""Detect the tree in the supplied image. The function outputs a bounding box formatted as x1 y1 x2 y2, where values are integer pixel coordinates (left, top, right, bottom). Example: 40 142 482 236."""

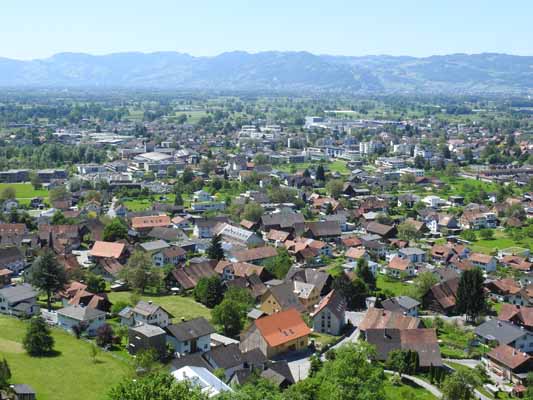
49 186 69 202
182 167 194 184
400 173 416 186
461 230 477 242
316 164 325 181
333 274 369 309
442 369 480 400
457 268 486 322
103 218 128 242
264 247 292 279
30 250 67 311
0 186 16 201
212 287 253 337
108 372 207 400
132 349 160 377
397 221 421 242
23 316 55 356
212 299 243 337
174 191 184 206
386 349 419 376
242 202 264 222
412 271 438 300
326 179 344 199
50 210 67 225
479 228 494 240
194 276 223 308
356 258 375 291
309 354 323 377
445 163 459 177
86 272 106 293
0 358 11 389
206 234 224 261
29 171 42 190
90 343 100 363
120 250 161 294
96 323 115 347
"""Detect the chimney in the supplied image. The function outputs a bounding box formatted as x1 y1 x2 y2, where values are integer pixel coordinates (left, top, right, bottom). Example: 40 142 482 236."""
148 300 153 305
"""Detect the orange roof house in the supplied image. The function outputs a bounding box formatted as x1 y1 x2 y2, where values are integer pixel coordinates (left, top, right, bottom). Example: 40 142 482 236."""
239 308 311 358
131 215 171 232
90 241 125 259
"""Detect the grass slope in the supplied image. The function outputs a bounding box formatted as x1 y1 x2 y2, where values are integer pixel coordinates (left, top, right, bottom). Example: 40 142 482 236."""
0 315 129 400
107 291 212 322
0 183 48 205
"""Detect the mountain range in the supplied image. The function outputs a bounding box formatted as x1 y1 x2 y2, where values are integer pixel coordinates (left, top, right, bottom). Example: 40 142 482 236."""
1 51 532 94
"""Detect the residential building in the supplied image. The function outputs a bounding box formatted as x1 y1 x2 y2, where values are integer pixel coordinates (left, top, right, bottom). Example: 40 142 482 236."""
57 305 106 336
310 290 346 335
120 300 171 328
128 324 167 358
167 317 215 355
0 284 39 317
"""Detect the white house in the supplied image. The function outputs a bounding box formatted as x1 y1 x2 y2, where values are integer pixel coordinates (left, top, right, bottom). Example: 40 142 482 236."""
166 317 215 356
120 301 171 328
171 366 232 398
57 305 106 336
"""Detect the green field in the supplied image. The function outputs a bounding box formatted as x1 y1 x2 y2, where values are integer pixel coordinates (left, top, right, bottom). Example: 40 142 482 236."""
108 291 212 322
275 160 350 175
384 377 437 400
174 110 208 124
376 274 414 297
0 183 49 205
0 315 129 400
470 230 533 255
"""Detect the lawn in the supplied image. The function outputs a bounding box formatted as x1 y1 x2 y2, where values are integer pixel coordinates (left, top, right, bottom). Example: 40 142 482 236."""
122 193 178 212
0 315 130 400
107 291 212 322
470 230 533 255
275 160 350 175
376 274 414 297
384 377 437 400
425 319 489 359
0 183 48 205
174 110 207 124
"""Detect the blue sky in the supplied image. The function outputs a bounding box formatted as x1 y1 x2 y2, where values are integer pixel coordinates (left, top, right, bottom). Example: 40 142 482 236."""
1 0 532 59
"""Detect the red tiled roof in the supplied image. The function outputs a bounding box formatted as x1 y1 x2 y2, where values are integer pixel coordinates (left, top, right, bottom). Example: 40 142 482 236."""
487 344 532 370
90 241 125 259
131 215 171 229
254 309 311 347
359 308 420 331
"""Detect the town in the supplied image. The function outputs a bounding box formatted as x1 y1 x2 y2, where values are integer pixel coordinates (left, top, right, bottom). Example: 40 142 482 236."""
0 91 531 400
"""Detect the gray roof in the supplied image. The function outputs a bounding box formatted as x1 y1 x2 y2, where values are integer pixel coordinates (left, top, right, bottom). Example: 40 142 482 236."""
57 305 106 321
247 308 266 320
475 319 527 345
382 296 420 313
139 240 169 252
132 301 164 317
205 343 243 369
0 284 37 304
400 247 426 256
130 323 166 337
167 317 215 341
12 384 36 395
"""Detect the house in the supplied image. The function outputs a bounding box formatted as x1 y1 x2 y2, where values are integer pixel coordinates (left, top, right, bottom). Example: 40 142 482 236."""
365 222 397 239
89 241 126 261
485 279 522 302
0 268 12 287
292 281 321 312
485 345 533 384
131 215 172 235
261 211 304 232
310 290 347 335
203 343 245 380
398 247 426 264
469 253 497 272
430 244 455 265
498 305 533 331
365 328 443 368
232 246 278 265
358 308 421 335
345 246 369 263
475 319 533 353
167 317 215 355
422 277 459 315
382 296 420 317
120 300 171 328
156 246 186 267
260 281 307 315
302 221 342 241
214 260 267 282
500 255 532 273
171 366 232 398
61 283 112 312
0 246 25 274
266 229 291 245
193 217 229 239
57 305 106 336
240 308 311 358
387 257 415 278
165 261 218 291
423 195 446 209
214 223 264 248
0 284 39 317
460 211 497 230
285 267 333 296
11 384 37 400
128 323 167 358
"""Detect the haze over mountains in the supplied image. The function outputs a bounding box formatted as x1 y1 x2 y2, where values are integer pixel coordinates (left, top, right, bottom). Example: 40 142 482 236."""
1 51 532 93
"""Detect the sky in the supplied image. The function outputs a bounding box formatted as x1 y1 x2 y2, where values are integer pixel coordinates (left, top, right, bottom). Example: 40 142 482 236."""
1 0 532 60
